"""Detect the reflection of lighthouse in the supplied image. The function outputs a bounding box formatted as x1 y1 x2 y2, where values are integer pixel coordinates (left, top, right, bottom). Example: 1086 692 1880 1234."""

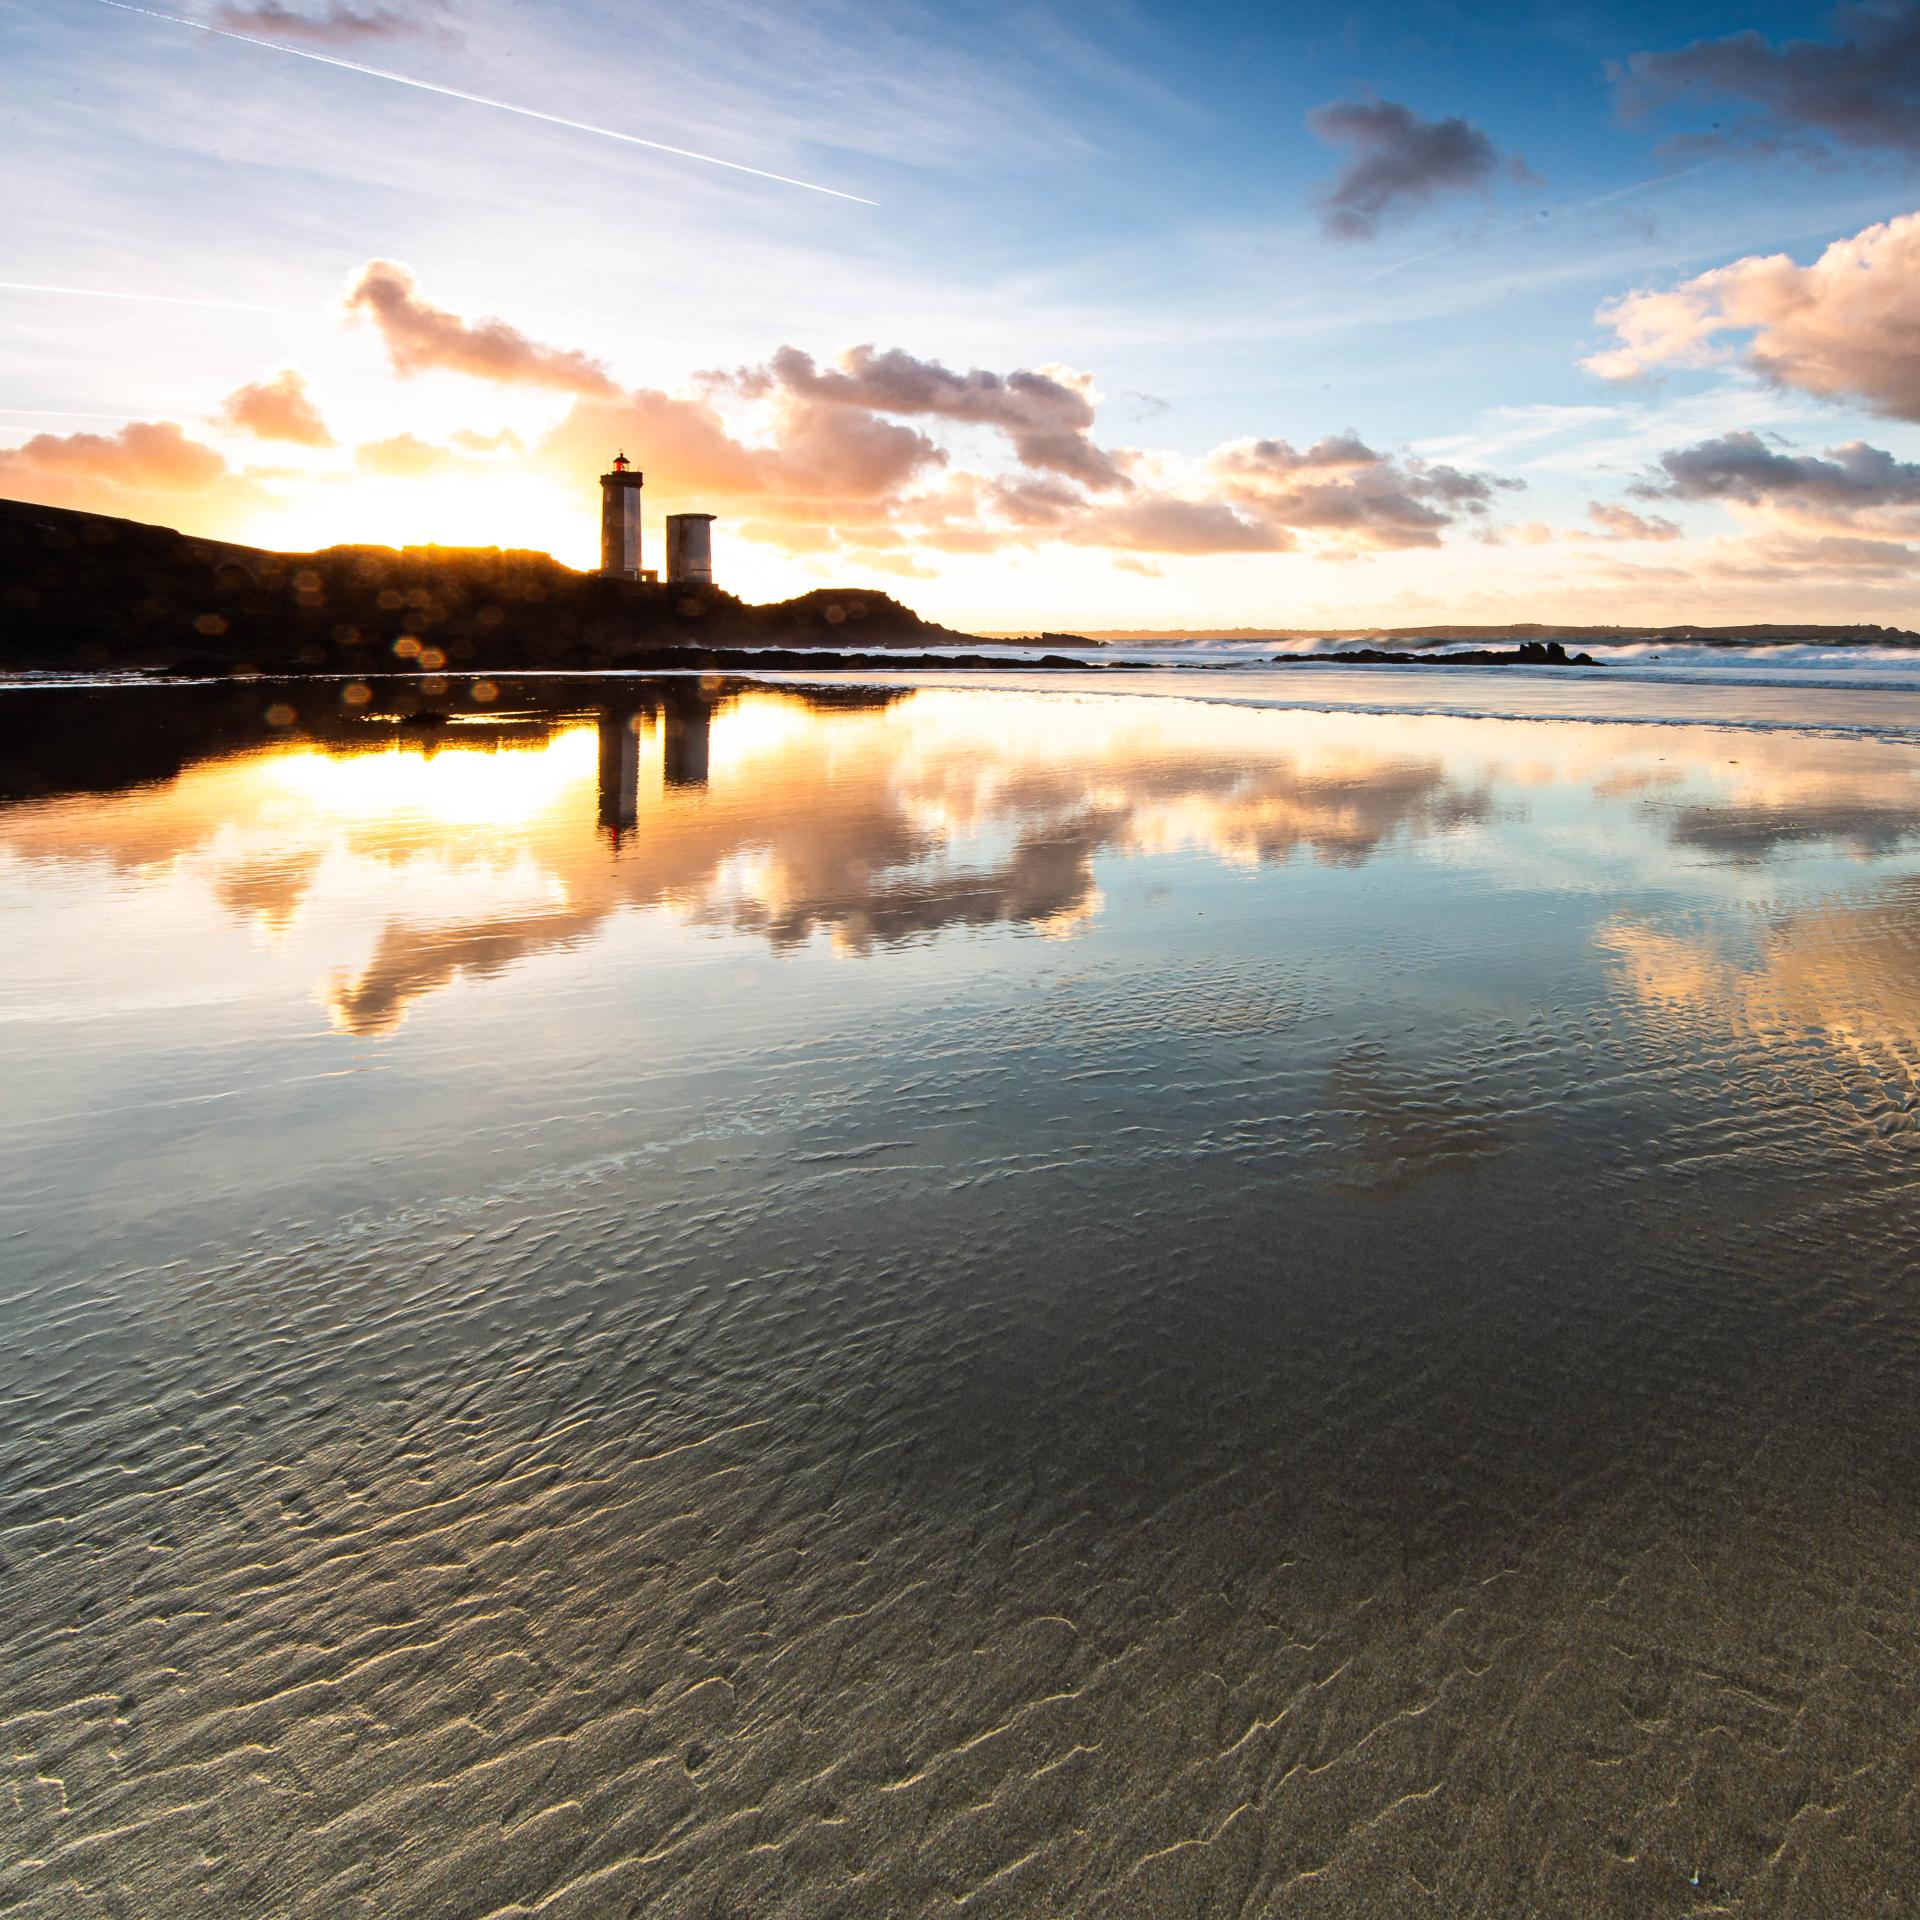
597 705 643 839
663 697 711 789
599 452 646 579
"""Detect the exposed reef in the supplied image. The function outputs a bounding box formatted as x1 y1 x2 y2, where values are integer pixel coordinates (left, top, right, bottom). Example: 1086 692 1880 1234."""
1275 641 1603 667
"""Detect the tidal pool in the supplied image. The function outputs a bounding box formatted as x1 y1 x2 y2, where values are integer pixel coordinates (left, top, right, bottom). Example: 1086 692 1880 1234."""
3 672 1919 1916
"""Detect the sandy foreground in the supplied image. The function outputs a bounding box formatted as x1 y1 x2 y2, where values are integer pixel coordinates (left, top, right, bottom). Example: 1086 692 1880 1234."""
3 680 1919 1916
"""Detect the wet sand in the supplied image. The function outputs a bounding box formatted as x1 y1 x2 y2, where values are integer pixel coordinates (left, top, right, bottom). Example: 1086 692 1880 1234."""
3 676 1919 1915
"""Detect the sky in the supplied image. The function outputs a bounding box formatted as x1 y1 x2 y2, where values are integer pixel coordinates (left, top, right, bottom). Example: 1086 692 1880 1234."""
3 0 1920 629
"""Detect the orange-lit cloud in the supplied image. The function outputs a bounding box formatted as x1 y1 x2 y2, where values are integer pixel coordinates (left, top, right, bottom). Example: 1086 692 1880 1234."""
2 418 226 491
344 259 620 395
352 430 518 478
324 262 1517 564
1584 211 1920 422
218 366 335 447
1 259 1522 575
1211 432 1510 552
1585 502 1681 541
0 418 270 532
1483 502 1681 547
726 344 1129 490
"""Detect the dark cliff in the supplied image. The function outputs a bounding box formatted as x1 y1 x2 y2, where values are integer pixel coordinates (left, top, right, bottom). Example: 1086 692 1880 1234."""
0 497 977 673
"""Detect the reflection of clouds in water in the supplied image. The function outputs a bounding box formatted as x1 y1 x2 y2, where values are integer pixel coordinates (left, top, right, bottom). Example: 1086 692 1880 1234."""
327 900 608 1036
209 848 328 940
1664 797 1920 863
1123 765 1493 869
1600 884 1920 1068
13 687 1920 1040
326 718 1491 1028
704 805 1127 954
1632 741 1920 865
2 692 1504 1036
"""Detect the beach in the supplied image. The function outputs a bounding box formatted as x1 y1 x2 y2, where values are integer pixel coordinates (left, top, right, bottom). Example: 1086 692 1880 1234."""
3 667 1919 1915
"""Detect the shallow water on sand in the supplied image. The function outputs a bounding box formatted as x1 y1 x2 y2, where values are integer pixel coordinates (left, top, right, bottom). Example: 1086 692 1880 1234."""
4 673 1920 1917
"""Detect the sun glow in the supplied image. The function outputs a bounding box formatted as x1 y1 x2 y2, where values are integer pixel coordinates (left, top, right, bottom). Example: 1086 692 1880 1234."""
265 728 599 829
245 473 598 571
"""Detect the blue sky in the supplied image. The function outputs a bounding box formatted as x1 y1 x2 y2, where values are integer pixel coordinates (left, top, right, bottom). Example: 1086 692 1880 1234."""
3 0 1919 626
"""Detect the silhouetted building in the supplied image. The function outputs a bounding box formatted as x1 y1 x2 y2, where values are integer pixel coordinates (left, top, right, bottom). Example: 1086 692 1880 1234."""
599 452 652 580
597 704 643 838
663 698 711 789
665 512 716 586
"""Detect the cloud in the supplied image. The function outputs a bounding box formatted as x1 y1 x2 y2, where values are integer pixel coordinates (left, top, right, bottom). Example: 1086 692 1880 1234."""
728 344 1128 490
543 387 943 524
450 427 522 453
343 260 619 395
1634 431 1920 509
349 425 523 479
1626 430 1920 576
218 367 334 447
537 388 1506 563
1586 502 1681 541
0 418 267 534
1479 503 1680 547
1482 519 1557 547
1307 98 1528 241
213 2 434 43
1615 5 1920 156
1210 433 1510 551
354 432 463 478
1062 496 1287 554
319 261 1516 569
0 420 229 493
1730 532 1918 575
1583 212 1920 421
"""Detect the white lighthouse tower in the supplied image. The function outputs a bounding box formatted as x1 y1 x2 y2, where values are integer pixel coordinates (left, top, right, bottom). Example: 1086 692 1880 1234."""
599 451 645 579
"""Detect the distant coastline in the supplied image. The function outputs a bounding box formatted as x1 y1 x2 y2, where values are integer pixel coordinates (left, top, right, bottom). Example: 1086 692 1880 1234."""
1013 622 1920 647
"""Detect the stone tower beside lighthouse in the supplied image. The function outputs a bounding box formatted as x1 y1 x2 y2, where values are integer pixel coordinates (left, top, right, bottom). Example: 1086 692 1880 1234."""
665 512 716 586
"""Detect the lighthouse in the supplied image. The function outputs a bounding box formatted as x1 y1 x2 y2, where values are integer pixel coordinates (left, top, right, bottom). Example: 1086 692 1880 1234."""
599 451 645 579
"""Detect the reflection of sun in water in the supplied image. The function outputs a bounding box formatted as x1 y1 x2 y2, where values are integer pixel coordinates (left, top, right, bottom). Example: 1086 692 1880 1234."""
708 694 825 770
265 728 598 830
707 850 790 918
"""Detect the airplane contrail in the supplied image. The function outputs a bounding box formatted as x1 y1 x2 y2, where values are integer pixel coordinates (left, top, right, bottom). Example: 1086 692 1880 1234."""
0 278 284 311
91 0 879 206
